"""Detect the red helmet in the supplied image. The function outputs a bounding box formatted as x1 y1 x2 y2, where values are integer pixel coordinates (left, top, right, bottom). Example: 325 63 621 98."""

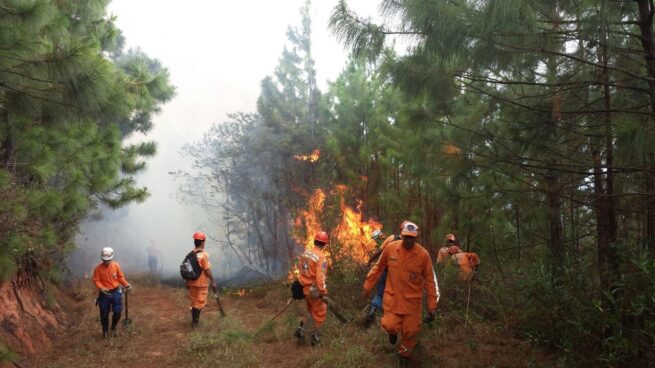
314 231 329 244
193 231 206 241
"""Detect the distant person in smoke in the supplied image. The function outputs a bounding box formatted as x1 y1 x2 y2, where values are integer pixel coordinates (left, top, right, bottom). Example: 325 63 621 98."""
294 231 330 346
146 240 163 273
186 231 218 328
92 247 132 338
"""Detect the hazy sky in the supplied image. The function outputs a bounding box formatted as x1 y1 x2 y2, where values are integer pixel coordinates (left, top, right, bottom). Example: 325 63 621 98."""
77 1 381 275
110 0 379 142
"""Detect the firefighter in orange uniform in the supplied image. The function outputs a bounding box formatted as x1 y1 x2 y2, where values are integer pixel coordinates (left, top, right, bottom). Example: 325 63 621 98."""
92 247 131 338
364 221 409 327
294 231 329 345
445 233 463 254
367 221 409 268
187 231 218 327
437 233 480 281
364 222 440 366
452 252 480 281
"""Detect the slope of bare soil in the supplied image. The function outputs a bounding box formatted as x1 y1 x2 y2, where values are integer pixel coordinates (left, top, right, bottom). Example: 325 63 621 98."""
0 275 73 359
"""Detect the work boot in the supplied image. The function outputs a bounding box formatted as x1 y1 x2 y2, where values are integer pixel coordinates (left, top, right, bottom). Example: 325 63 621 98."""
294 321 305 343
310 330 321 346
111 312 121 331
100 313 109 338
111 328 118 338
388 333 398 345
191 308 200 328
364 306 376 329
294 326 305 341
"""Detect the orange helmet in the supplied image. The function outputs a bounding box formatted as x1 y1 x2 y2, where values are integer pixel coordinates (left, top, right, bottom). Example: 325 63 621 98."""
193 231 206 241
400 220 410 229
314 231 329 244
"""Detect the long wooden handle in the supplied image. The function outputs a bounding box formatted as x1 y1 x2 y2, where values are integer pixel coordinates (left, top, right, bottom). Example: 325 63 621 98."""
321 296 349 324
215 294 226 317
269 298 294 323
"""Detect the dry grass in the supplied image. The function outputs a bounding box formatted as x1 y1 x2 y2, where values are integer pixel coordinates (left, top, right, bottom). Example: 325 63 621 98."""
29 275 556 368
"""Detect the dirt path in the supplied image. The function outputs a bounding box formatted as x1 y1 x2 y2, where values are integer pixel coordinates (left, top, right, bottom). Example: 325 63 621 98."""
31 283 192 368
29 281 327 368
29 280 554 368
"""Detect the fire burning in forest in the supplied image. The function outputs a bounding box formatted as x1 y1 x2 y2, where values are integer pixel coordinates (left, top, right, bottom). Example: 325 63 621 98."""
334 196 380 263
293 149 320 163
292 186 381 266
294 188 326 251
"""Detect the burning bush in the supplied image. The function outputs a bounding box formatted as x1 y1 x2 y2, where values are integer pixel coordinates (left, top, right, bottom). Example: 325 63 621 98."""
292 186 381 274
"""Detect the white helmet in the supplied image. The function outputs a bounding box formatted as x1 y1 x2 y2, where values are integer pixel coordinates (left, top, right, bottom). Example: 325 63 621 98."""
101 247 114 261
372 229 384 240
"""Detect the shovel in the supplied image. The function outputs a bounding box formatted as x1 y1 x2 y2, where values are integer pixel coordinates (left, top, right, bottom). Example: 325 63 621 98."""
123 289 133 326
215 293 227 317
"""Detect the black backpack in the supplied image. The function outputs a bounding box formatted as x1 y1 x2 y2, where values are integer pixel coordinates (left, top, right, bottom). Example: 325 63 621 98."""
291 280 305 300
180 251 202 280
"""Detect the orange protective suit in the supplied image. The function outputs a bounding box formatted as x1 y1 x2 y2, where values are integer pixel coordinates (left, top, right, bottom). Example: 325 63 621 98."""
452 252 480 281
298 246 328 328
380 234 401 251
436 247 450 264
364 240 440 357
92 261 129 290
436 247 480 281
186 249 212 309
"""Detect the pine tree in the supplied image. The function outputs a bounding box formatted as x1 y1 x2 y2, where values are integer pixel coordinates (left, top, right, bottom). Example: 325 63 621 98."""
0 0 174 280
180 1 322 275
329 0 655 364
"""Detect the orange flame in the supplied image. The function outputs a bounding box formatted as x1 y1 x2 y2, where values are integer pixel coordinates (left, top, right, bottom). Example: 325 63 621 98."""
294 188 326 251
292 186 382 269
294 149 320 163
224 288 249 297
334 197 380 263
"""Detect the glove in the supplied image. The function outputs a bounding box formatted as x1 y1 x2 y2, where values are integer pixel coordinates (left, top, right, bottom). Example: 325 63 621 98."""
100 288 110 295
424 310 436 324
124 284 132 292
362 289 371 299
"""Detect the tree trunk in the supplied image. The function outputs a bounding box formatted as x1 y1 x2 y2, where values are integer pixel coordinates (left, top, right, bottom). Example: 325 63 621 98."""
1 109 12 167
515 205 521 267
635 0 655 254
594 34 619 291
544 7 565 271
